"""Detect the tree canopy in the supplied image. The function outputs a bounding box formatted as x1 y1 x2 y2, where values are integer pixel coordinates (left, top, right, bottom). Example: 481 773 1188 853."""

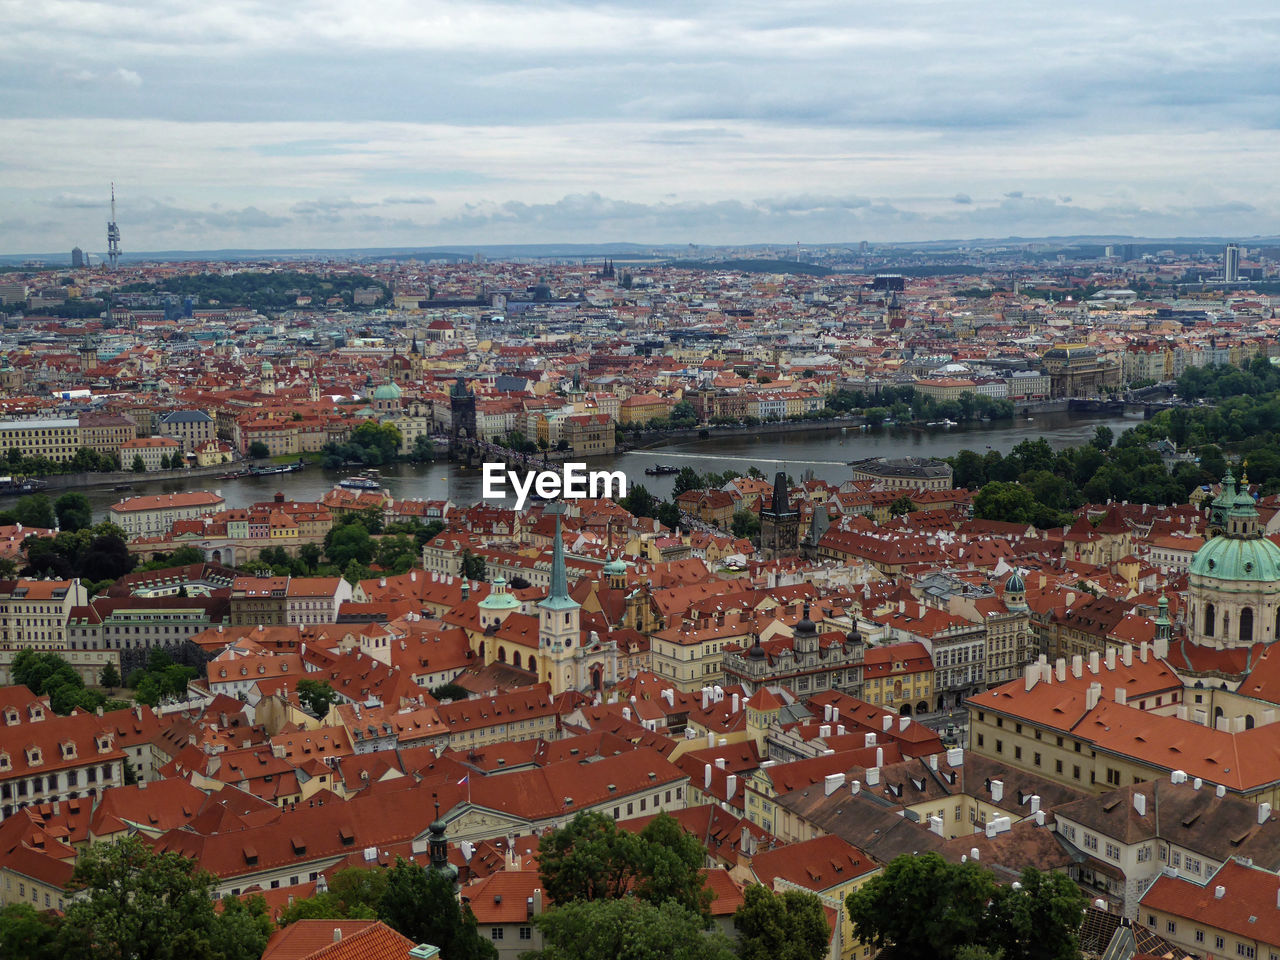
526 898 736 960
57 836 272 960
845 854 1086 960
733 884 830 960
537 811 711 919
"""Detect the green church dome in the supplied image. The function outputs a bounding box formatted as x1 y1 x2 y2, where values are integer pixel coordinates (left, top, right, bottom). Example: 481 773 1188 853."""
478 576 521 611
372 381 402 400
603 557 627 576
1189 535 1280 583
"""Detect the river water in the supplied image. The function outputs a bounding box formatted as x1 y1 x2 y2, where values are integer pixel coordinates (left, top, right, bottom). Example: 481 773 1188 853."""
48 410 1141 521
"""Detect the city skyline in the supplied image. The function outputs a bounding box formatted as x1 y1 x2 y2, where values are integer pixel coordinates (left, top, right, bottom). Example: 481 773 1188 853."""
2 1 1280 252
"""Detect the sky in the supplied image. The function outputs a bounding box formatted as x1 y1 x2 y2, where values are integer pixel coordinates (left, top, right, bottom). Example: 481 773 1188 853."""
2 1 1279 254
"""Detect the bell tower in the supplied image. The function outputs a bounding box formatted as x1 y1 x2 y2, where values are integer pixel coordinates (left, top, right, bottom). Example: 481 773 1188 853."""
538 512 580 692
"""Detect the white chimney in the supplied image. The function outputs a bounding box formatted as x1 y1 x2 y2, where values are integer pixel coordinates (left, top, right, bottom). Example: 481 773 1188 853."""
1122 645 1133 667
715 757 727 770
725 774 737 799
865 732 877 747
1055 658 1066 683
1105 648 1116 671
1034 810 1045 826
707 732 716 748
882 715 893 732
704 764 712 789
622 706 631 721
1215 885 1226 899
731 693 740 713
928 754 938 771
851 780 861 795
899 715 910 731
970 847 980 861
1194 778 1203 791
1140 641 1149 663
824 773 845 796
1071 654 1083 679
1029 795 1041 813
1216 784 1227 798
876 746 884 767
1024 664 1039 692
1134 793 1146 816
866 767 880 786
819 724 831 738
333 929 342 943
1171 770 1187 784
824 704 834 722
1086 683 1101 710
1115 688 1127 706
837 724 846 736
1260 802 1272 825
1088 651 1100 674
928 815 944 836
991 779 1004 803
946 746 964 767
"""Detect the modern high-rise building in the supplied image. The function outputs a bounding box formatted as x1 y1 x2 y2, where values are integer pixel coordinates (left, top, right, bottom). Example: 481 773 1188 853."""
71 246 84 268
1224 243 1240 283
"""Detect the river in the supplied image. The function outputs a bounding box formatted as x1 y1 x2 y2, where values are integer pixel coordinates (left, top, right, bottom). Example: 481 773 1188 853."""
45 410 1141 521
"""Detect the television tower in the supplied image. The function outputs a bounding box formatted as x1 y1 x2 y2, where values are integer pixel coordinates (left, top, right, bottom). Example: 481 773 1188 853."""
106 182 121 269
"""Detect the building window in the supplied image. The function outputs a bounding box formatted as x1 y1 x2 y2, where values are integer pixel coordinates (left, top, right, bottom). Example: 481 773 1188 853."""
520 928 532 941
491 928 504 941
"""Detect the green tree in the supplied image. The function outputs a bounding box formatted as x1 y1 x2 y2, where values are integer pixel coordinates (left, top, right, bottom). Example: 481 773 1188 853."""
14 493 56 528
296 678 338 717
378 860 496 960
537 812 710 917
247 441 269 459
459 549 486 580
733 884 831 960
159 454 171 469
279 867 388 925
731 510 760 539
0 903 62 960
673 466 702 497
1091 425 1114 450
985 868 1087 960
54 492 93 532
889 494 915 516
619 484 657 519
350 421 403 461
846 853 997 960
99 662 121 692
528 898 736 960
58 836 271 960
326 522 374 568
131 454 146 473
430 682 469 702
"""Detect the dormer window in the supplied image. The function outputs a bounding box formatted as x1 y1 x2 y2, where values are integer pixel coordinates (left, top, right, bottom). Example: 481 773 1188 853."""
28 706 44 722
3 708 17 726
26 747 42 766
0 752 10 771
61 742 77 760
97 737 111 754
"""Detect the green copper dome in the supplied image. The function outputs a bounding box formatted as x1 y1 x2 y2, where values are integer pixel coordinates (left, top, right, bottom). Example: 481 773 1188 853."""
372 381 403 400
478 576 521 611
1189 535 1280 582
603 557 627 576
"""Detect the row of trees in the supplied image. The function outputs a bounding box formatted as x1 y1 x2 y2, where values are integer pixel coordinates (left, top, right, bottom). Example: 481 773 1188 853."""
0 491 91 531
5 445 121 478
241 512 443 585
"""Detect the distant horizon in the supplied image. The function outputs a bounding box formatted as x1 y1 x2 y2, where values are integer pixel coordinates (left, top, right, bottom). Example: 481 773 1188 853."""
0 233 1270 265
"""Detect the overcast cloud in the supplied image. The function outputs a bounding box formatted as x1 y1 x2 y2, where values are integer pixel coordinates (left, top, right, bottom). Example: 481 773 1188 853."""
1 1 1278 252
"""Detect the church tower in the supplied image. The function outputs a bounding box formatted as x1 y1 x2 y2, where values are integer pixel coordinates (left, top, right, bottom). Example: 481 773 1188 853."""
539 513 580 693
758 471 800 559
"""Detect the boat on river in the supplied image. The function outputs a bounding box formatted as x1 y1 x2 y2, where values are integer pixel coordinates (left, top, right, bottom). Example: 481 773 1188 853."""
644 464 679 476
339 469 383 490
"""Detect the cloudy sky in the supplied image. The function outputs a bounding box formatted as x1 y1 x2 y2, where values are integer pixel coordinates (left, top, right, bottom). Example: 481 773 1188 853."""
2 1 1279 253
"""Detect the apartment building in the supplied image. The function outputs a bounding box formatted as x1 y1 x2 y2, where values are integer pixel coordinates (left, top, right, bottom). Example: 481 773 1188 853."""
108 491 226 537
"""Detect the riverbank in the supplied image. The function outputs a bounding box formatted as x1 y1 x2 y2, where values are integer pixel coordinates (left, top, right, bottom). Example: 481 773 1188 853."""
620 399 1072 451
